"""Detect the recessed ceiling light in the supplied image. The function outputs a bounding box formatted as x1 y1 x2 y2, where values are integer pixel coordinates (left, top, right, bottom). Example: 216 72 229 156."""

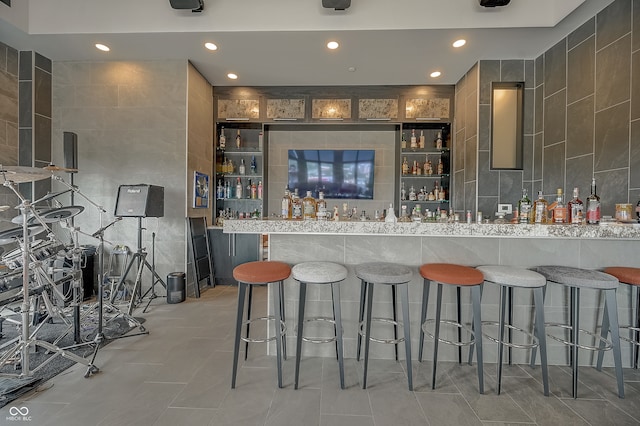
204 42 218 51
453 39 466 48
227 73 238 80
95 43 110 52
347 67 356 72
327 41 339 50
430 71 442 78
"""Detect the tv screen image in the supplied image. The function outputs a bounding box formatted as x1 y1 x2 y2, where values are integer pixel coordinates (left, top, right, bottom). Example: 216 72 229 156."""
288 149 375 199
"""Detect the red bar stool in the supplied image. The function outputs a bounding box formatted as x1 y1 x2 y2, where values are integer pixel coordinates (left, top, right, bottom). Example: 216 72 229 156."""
231 260 291 389
418 263 485 393
598 267 640 370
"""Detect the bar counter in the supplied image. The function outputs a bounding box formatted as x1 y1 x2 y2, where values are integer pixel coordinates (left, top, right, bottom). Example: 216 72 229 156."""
223 219 640 367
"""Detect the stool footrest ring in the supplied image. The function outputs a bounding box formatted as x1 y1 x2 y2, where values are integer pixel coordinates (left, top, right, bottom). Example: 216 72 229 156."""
620 326 640 346
480 321 539 350
241 316 287 344
545 323 612 352
422 319 475 347
359 317 405 345
297 316 341 344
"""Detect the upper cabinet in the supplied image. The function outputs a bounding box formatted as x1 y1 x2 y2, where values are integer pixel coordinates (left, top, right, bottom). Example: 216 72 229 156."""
266 98 306 121
358 98 399 121
404 97 451 121
311 98 352 121
217 99 260 121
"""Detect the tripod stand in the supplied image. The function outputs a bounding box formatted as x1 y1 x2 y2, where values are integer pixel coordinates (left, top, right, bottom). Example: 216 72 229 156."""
141 232 164 313
111 217 166 316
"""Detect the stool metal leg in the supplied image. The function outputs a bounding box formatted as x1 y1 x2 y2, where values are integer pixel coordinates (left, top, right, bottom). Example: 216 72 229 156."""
392 286 398 361
294 282 307 389
508 286 514 365
279 281 287 360
597 294 611 371
457 286 462 364
232 282 247 389
400 282 413 390
533 286 549 396
431 283 443 389
332 282 345 389
530 285 547 368
571 287 580 398
274 280 284 388
244 285 253 361
604 289 625 398
419 278 431 362
357 279 367 361
634 286 640 369
496 285 507 395
362 282 375 389
471 285 484 394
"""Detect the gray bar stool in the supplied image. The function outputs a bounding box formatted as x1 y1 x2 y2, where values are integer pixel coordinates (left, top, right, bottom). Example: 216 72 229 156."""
475 265 549 395
418 263 485 393
292 261 348 389
534 265 624 399
356 262 414 390
232 260 291 389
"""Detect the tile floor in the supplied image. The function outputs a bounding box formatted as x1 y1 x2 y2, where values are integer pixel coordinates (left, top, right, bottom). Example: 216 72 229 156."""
1 284 640 426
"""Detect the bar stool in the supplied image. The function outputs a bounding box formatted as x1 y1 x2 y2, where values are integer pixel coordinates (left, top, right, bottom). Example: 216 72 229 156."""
597 267 640 370
355 262 414 390
231 260 291 389
475 265 549 395
534 266 624 399
418 263 485 393
292 261 348 389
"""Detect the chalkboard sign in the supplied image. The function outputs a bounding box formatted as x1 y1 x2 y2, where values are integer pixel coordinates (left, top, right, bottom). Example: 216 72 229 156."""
188 217 214 298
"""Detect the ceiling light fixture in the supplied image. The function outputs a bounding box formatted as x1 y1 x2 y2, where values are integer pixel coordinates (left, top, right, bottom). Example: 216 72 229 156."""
95 43 110 52
452 39 466 48
322 0 351 10
430 71 442 78
227 73 238 80
204 42 218 51
169 0 204 12
327 41 339 50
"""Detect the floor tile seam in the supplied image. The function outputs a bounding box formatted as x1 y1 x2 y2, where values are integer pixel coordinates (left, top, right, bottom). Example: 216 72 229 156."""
555 396 596 426
500 389 538 425
412 386 433 426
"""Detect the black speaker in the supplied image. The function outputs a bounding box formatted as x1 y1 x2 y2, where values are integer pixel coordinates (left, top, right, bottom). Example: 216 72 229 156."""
479 0 510 7
63 131 78 171
114 184 164 218
169 0 203 10
322 0 350 10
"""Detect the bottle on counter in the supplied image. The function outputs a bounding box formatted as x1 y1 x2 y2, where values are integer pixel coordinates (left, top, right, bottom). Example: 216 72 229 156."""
399 205 411 222
235 129 241 149
517 188 532 224
636 199 640 223
586 178 601 224
291 189 303 220
568 187 584 224
239 158 246 175
281 186 292 219
411 205 423 222
385 203 397 223
316 191 328 221
531 190 548 224
219 126 226 149
303 191 317 220
235 177 243 199
552 188 567 224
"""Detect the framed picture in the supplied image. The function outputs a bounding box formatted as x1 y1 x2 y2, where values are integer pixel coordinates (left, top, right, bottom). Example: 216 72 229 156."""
193 171 209 208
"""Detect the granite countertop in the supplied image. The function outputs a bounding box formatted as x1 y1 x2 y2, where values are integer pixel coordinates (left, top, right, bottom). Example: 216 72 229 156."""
222 219 640 239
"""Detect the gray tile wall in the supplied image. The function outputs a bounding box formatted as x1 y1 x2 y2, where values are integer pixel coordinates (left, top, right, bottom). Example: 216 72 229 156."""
0 41 19 221
51 60 190 285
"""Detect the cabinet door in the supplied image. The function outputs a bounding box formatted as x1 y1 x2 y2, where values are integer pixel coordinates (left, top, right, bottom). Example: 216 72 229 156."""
217 99 260 121
358 98 398 121
208 229 235 285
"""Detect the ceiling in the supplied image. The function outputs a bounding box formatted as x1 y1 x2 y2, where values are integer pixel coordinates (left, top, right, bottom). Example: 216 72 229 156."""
0 0 614 86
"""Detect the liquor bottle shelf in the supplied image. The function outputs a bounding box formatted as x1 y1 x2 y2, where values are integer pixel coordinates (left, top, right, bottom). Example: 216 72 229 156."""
217 149 263 154
401 148 449 154
216 174 263 178
399 199 449 204
401 174 449 178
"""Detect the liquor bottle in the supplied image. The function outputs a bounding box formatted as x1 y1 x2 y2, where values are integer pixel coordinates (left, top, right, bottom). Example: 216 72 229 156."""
250 155 257 174
385 203 397 223
399 205 411 222
224 181 231 199
409 185 417 201
402 157 409 175
303 191 317 220
246 179 252 199
437 158 444 175
257 181 263 200
586 178 601 224
435 131 443 150
410 129 418 150
258 131 264 150
281 187 292 219
219 126 226 149
401 132 407 149
567 187 584 225
517 188 532 224
216 180 224 199
235 129 241 149
636 199 640 222
235 177 243 199
411 205 423 222
291 189 303 220
426 160 433 175
239 158 246 175
250 181 257 199
316 191 328 221
531 190 548 224
552 188 567 224
400 182 407 201
423 155 429 175
419 130 425 149
412 160 418 175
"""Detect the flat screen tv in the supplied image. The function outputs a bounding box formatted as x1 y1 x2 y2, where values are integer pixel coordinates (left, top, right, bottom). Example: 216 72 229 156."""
288 149 375 199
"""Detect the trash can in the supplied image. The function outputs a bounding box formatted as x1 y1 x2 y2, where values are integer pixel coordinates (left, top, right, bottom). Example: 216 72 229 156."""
167 272 186 304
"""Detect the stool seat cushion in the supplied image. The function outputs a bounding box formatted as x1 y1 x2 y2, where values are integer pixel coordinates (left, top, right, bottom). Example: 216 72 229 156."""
355 262 413 284
420 263 483 286
476 265 546 288
604 267 640 286
292 261 348 284
233 261 291 284
535 266 618 289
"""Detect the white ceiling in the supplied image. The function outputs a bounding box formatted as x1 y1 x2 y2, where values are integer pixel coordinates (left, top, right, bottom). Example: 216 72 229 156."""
0 0 614 86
